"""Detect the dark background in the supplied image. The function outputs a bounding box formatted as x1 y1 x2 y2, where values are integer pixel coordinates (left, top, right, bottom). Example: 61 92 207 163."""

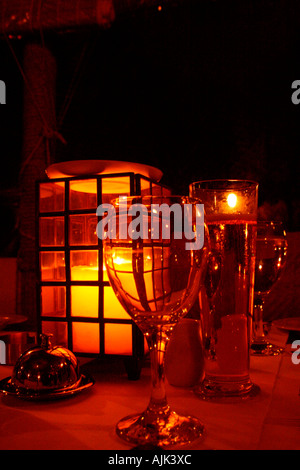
1 0 300 255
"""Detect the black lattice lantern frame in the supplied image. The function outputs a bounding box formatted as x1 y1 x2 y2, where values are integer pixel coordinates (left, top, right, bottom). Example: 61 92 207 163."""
36 161 170 378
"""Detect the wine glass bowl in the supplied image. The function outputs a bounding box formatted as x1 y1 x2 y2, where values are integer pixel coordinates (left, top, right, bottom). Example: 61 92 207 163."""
251 221 288 355
105 239 206 335
103 196 208 447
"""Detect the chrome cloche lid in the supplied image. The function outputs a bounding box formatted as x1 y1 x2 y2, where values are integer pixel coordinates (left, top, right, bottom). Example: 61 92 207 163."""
11 334 81 393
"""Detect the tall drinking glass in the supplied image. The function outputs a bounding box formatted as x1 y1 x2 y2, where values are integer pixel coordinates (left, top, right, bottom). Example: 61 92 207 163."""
190 180 258 399
102 196 208 447
251 221 288 355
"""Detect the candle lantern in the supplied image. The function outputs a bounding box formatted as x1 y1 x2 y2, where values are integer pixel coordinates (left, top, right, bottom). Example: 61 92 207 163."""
36 160 170 379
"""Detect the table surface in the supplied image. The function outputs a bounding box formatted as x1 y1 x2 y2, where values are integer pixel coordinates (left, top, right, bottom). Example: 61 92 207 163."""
0 328 299 451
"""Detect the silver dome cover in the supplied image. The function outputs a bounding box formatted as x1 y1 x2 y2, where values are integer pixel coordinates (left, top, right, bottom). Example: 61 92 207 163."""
11 335 80 393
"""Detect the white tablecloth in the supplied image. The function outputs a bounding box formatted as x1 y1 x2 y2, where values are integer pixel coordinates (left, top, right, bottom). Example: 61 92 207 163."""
0 328 299 450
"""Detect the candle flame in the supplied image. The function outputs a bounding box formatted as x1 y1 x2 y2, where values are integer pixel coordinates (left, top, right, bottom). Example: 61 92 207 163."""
227 193 237 208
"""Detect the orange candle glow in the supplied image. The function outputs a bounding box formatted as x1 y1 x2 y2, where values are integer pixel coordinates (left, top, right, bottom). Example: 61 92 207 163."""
38 161 167 374
70 262 133 354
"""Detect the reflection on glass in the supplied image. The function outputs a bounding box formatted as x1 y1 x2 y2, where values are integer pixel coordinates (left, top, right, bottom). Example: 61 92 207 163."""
69 215 98 246
71 286 98 317
69 179 97 210
72 322 100 354
41 286 66 317
39 217 65 246
39 182 65 212
70 251 98 281
101 176 130 204
40 251 66 281
41 321 68 348
103 286 131 319
104 323 132 355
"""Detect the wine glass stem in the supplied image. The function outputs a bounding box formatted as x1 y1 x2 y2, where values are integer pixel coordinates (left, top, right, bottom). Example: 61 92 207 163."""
253 301 265 343
146 329 169 412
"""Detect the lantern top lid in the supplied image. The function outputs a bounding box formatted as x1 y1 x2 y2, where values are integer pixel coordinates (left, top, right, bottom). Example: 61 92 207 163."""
46 160 163 182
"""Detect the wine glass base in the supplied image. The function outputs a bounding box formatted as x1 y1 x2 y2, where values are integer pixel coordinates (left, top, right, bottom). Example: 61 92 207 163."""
194 378 260 402
251 341 284 356
116 406 205 448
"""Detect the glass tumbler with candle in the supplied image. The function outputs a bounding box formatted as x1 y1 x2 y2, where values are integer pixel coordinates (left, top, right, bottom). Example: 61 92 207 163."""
190 180 258 399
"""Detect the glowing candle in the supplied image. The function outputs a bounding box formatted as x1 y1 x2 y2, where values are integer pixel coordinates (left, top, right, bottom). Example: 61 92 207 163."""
70 262 132 354
38 162 168 373
227 193 237 208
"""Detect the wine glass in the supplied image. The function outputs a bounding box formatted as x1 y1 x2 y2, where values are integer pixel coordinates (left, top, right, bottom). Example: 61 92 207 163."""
102 195 208 447
251 221 288 355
